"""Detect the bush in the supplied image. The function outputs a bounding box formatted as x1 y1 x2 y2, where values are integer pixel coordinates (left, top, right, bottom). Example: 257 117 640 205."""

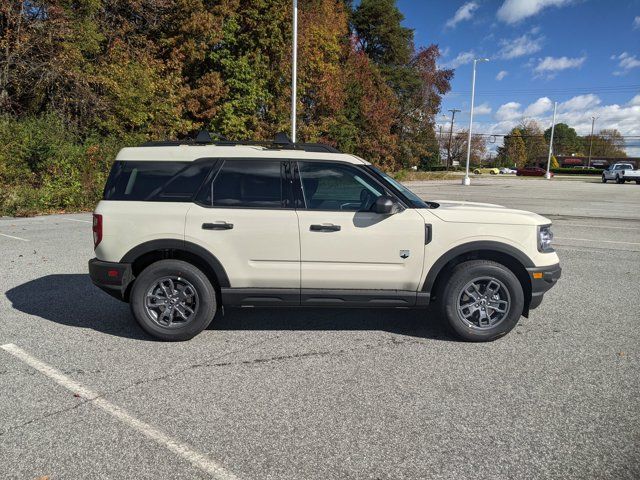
0 113 143 216
550 168 604 175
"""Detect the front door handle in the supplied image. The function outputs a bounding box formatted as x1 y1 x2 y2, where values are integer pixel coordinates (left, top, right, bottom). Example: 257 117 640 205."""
202 222 234 230
310 224 341 232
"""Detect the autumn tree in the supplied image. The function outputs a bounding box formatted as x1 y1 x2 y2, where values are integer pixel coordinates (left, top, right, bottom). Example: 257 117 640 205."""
498 130 527 168
448 130 487 166
582 129 626 158
515 120 548 165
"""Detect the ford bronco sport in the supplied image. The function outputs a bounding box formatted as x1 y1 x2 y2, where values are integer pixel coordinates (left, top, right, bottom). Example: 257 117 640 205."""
89 133 561 342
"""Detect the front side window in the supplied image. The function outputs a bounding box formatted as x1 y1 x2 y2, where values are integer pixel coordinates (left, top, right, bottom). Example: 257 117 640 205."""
198 160 286 208
297 161 383 211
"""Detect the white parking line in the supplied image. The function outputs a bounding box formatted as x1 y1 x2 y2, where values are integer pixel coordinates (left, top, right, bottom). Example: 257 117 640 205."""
555 223 640 231
555 236 640 246
0 233 29 242
0 343 238 480
62 218 91 223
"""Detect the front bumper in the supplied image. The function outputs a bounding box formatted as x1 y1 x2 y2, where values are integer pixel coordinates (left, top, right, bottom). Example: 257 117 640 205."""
526 263 561 310
88 258 134 302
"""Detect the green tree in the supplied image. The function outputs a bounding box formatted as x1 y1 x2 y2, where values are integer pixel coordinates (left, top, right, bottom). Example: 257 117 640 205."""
545 123 581 156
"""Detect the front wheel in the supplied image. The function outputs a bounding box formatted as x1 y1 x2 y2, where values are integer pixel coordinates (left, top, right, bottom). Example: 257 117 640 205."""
615 174 623 184
602 174 607 183
437 260 524 342
130 259 217 341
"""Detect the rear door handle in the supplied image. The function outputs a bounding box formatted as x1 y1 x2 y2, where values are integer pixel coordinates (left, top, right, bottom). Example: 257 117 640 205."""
202 222 234 230
310 224 341 232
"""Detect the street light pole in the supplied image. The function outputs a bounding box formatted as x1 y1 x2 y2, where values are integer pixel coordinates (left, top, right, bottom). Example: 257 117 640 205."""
463 58 489 186
446 109 460 170
545 101 557 180
290 0 298 143
587 116 597 167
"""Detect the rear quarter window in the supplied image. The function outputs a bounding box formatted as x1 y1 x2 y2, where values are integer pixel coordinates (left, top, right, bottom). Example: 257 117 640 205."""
103 161 211 201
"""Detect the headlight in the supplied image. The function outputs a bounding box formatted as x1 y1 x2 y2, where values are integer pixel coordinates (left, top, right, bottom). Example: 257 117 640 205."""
537 224 554 252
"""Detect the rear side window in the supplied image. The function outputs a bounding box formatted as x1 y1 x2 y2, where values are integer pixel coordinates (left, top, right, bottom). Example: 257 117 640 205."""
103 161 211 201
196 160 287 208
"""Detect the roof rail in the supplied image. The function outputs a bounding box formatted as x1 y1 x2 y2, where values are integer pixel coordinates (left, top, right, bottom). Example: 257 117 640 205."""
141 131 341 153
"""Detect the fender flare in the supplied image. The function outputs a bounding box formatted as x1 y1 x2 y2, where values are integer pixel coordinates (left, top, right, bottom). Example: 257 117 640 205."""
120 239 231 288
421 241 534 294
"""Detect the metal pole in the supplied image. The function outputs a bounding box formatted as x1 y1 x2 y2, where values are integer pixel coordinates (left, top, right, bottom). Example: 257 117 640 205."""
290 0 298 143
463 60 477 186
587 116 596 167
446 109 460 170
545 101 557 180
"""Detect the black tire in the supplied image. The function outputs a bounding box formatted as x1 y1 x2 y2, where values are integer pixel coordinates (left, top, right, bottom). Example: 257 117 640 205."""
615 174 623 184
130 259 217 341
636 180 640 185
601 174 607 183
437 260 524 342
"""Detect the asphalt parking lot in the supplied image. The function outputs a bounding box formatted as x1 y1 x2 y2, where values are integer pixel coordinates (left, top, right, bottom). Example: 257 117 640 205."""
1 177 639 479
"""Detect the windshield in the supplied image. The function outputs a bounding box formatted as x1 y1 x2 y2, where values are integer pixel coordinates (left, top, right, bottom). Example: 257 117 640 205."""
367 166 430 208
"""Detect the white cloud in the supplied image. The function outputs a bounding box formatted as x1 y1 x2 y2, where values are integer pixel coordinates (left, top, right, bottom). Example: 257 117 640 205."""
496 70 509 81
495 101 522 121
559 94 601 112
612 52 640 76
443 51 476 68
446 2 479 29
633 16 640 29
483 93 640 156
533 55 586 75
497 33 543 59
474 103 492 115
497 0 574 24
523 97 553 116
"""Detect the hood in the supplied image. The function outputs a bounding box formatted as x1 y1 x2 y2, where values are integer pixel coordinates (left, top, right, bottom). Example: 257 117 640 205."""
430 200 550 226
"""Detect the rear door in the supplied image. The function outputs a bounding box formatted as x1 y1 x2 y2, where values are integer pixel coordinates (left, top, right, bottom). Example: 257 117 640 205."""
294 161 426 295
185 159 300 295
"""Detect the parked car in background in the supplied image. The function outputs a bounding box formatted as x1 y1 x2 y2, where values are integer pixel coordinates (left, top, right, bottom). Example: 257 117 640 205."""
473 167 499 175
602 163 635 184
500 167 516 174
517 166 550 177
620 167 640 184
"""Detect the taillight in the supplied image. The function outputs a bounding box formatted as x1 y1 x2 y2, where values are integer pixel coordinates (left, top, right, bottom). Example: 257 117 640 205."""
93 214 103 248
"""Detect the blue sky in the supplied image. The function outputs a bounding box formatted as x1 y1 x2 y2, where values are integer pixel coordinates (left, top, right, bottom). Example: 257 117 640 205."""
396 0 640 154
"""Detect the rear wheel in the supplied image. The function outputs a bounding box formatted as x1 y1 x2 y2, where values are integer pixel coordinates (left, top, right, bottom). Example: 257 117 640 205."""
437 260 524 342
130 259 217 341
473 169 480 175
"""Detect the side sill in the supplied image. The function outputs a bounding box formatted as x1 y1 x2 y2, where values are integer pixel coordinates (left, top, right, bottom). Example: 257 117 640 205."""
221 288 431 308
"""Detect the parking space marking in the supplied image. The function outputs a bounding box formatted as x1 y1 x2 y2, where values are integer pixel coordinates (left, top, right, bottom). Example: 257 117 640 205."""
555 236 640 246
0 233 29 242
555 223 640 231
0 343 239 480
62 218 91 223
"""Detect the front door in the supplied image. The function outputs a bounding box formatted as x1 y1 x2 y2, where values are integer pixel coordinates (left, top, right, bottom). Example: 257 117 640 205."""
185 159 300 296
294 161 426 295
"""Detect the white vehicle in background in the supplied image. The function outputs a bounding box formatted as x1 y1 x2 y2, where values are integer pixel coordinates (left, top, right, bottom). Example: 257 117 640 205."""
602 163 635 184
499 167 516 174
620 166 640 184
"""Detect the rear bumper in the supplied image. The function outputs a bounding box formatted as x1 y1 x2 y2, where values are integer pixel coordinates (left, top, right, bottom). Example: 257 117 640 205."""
88 258 133 302
527 263 561 310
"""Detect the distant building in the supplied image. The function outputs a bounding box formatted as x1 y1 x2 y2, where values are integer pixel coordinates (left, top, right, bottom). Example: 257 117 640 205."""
534 156 639 169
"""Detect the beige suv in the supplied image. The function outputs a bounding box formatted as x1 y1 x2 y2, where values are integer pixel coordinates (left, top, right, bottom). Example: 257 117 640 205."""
89 133 561 342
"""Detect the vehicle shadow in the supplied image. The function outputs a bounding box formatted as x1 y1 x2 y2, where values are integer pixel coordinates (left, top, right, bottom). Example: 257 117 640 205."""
5 274 453 341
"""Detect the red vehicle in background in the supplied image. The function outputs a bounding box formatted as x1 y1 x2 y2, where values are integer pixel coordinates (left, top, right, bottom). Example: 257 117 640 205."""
517 166 552 177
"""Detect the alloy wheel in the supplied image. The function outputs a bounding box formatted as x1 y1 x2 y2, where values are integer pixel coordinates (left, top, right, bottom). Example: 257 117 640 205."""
457 277 511 329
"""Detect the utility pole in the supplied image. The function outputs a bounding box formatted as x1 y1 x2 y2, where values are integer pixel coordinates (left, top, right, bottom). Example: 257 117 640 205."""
587 116 597 167
290 0 298 143
446 109 460 170
463 58 489 186
545 101 557 180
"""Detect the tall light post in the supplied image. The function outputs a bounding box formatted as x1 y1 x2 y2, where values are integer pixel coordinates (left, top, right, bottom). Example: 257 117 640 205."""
587 116 597 167
447 108 460 170
290 0 298 143
463 58 489 186
545 101 558 180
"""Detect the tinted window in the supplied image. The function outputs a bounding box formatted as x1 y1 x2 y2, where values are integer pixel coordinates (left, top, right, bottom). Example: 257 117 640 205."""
298 162 383 211
103 161 211 201
198 160 285 208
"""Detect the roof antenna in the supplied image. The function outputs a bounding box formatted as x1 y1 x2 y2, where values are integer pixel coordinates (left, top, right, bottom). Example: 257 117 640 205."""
274 132 292 146
195 130 213 144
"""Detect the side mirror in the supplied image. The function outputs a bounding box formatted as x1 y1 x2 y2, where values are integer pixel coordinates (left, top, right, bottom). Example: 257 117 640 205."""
373 195 399 215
